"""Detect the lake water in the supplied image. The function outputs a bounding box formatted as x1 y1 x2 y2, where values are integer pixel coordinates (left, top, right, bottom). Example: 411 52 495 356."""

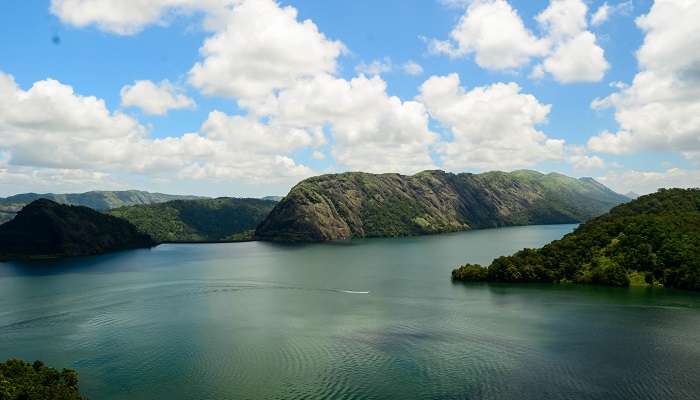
1 224 699 399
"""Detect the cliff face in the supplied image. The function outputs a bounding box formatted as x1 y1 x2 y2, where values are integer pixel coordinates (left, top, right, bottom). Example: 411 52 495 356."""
255 170 629 242
0 199 155 260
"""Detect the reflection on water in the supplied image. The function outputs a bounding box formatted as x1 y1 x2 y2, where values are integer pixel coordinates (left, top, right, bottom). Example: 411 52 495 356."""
1 224 699 400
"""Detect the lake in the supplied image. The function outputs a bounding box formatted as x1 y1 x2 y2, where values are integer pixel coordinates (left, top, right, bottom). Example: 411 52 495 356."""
1 224 699 399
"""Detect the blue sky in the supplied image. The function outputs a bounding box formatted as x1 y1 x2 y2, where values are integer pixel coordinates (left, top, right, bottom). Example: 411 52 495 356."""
0 0 698 197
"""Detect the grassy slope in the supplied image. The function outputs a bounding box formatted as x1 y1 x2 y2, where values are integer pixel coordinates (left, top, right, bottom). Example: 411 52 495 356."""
453 188 700 290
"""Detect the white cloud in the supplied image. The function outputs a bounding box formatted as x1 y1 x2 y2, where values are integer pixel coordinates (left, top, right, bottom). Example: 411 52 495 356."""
120 80 195 116
49 0 231 35
266 74 438 173
431 0 609 83
597 168 700 195
542 31 609 83
402 61 424 76
591 1 633 26
355 58 393 76
536 0 588 40
591 2 611 26
569 154 605 170
429 0 548 70
0 72 316 188
536 0 609 83
588 0 700 159
311 150 326 160
188 0 345 107
418 73 565 170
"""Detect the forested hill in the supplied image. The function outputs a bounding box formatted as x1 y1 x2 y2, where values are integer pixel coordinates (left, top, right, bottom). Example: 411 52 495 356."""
108 198 277 243
0 199 154 261
452 188 700 291
255 170 629 242
0 190 203 225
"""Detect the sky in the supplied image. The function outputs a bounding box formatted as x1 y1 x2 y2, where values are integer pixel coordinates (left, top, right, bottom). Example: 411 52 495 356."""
0 0 698 197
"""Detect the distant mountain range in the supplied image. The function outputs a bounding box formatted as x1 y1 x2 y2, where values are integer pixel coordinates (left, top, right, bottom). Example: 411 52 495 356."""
0 190 203 225
256 170 630 242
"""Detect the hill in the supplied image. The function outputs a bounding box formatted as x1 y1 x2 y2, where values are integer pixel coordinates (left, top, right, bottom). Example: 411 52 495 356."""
255 170 629 241
108 198 277 243
0 190 203 225
0 199 154 261
452 188 700 291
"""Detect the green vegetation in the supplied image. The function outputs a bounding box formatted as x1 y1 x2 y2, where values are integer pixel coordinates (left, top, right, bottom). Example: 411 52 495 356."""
255 170 629 241
452 188 700 291
0 190 204 225
0 359 86 400
109 198 277 243
0 199 154 261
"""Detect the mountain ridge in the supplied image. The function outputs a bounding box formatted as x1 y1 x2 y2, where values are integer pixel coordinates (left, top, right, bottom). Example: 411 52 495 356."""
255 170 629 242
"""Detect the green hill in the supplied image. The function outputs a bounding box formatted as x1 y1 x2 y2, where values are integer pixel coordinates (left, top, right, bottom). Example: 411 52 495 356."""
0 199 154 261
109 198 278 243
0 190 203 225
255 170 629 241
452 188 700 291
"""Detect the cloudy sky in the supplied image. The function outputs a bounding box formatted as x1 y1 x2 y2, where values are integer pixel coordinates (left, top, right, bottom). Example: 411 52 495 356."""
0 0 698 197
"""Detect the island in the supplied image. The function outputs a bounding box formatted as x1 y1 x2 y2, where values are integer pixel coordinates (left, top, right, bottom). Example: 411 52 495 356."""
452 188 700 291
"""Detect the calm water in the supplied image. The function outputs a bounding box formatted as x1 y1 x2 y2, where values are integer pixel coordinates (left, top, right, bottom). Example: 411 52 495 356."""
1 224 699 400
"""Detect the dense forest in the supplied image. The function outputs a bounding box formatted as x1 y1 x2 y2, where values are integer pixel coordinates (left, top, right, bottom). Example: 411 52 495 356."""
452 188 700 291
108 198 277 243
256 170 629 241
0 199 154 261
0 359 86 400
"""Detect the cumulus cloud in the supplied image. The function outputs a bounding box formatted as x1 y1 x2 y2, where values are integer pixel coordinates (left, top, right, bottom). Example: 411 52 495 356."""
188 0 345 106
588 0 700 159
49 0 440 177
402 61 424 76
0 72 316 188
265 74 438 173
355 58 393 76
569 154 605 170
49 0 232 35
429 0 547 70
120 80 195 115
418 73 565 170
431 0 609 83
597 168 700 195
536 0 609 82
542 31 609 83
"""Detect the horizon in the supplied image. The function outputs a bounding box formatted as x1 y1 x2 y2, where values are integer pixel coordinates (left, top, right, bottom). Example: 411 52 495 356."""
1 0 699 198
0 169 644 199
